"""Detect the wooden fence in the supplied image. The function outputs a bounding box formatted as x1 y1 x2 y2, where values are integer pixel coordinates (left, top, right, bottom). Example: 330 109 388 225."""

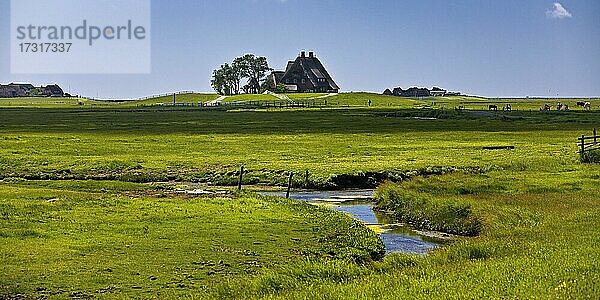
578 128 599 157
137 91 196 101
86 91 197 102
137 99 339 109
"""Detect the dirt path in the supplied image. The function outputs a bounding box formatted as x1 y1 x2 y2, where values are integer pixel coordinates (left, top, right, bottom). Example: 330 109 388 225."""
206 95 227 106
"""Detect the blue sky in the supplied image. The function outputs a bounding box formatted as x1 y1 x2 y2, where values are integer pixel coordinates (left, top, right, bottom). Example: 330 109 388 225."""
0 0 599 98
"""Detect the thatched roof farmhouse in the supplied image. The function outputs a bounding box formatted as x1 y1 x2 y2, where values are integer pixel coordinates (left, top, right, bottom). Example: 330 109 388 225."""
271 52 339 93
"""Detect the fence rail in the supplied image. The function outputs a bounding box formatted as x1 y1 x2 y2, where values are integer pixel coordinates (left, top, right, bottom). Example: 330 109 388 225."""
85 91 199 102
578 128 599 156
136 99 338 109
137 91 196 101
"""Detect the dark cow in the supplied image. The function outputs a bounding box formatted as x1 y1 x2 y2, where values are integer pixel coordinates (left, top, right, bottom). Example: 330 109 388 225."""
489 105 498 111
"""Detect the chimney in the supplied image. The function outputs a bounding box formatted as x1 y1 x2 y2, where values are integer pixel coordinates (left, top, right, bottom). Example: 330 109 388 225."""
308 51 314 58
300 51 306 57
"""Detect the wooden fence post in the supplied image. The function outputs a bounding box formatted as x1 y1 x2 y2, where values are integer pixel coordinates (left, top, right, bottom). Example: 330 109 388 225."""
594 128 597 144
286 172 294 199
173 93 176 105
581 135 585 158
238 166 244 190
304 170 310 187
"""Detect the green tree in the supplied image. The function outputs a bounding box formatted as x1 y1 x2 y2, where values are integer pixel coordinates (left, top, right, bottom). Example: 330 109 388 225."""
211 67 228 95
225 62 242 95
27 88 42 97
211 63 243 95
212 54 272 95
234 54 272 94
275 83 287 94
260 75 275 93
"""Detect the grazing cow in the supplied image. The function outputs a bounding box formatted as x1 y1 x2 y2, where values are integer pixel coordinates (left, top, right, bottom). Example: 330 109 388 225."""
556 103 563 111
503 104 512 111
559 104 569 111
577 101 586 107
540 104 551 111
584 102 591 110
489 105 498 111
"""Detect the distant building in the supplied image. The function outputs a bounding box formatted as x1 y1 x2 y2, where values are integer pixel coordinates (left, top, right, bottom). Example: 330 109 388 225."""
271 51 339 93
430 87 447 97
0 83 31 97
383 86 460 98
392 87 431 98
41 85 65 97
10 83 35 90
0 83 64 98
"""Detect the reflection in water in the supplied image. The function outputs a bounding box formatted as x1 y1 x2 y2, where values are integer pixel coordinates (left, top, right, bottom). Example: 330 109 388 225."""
260 190 442 254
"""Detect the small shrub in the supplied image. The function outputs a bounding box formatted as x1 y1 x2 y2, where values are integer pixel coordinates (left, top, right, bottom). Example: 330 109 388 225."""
374 182 482 236
374 254 419 273
447 242 493 262
119 172 165 183
581 149 600 164
11 229 43 238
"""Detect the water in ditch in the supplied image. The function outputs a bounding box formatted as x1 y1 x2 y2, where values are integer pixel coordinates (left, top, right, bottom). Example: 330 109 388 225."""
260 190 444 254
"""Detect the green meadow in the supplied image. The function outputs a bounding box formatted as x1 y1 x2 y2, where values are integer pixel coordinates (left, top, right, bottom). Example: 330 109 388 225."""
0 93 599 298
426 96 600 111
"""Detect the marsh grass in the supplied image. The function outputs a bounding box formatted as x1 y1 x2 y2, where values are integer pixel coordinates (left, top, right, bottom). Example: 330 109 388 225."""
222 94 279 102
0 182 383 298
2 93 598 111
374 182 482 236
581 149 600 164
0 106 596 186
0 96 599 298
217 170 600 299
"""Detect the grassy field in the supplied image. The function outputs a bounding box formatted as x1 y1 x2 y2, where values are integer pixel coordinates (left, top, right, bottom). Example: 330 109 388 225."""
284 93 328 100
1 94 599 298
2 93 597 111
221 94 279 102
0 181 382 298
222 169 600 299
0 97 114 108
325 92 419 108
128 94 220 107
0 94 221 109
426 96 600 111
0 106 596 185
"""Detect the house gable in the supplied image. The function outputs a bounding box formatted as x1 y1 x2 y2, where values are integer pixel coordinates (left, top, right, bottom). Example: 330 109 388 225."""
272 52 339 93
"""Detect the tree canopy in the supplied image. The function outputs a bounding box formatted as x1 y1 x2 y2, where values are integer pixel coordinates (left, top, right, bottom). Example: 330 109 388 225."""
211 54 272 95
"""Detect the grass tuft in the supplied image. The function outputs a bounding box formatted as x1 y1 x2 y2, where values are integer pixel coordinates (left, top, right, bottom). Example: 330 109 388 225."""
374 182 483 236
581 149 600 164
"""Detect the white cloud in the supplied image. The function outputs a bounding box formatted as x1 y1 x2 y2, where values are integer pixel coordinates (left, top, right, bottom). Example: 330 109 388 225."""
546 2 572 19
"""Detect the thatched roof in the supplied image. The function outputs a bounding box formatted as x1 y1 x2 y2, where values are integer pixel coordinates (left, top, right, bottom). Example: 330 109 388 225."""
273 52 339 93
